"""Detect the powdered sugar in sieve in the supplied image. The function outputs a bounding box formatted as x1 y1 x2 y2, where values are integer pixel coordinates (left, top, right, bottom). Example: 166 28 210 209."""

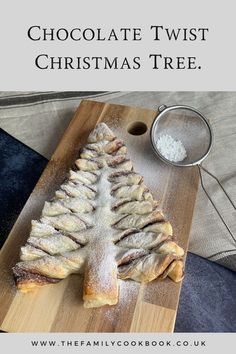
155 134 187 163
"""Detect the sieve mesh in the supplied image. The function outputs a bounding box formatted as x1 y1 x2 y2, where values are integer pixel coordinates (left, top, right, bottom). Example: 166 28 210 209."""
150 105 212 167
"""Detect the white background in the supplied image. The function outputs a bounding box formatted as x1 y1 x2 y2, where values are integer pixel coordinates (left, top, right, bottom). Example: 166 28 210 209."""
0 0 236 90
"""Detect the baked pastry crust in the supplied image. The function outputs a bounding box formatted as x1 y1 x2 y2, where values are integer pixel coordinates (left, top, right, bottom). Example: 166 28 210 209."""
13 122 185 308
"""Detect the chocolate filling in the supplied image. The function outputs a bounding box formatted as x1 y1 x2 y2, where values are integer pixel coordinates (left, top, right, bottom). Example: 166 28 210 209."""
149 235 175 252
118 253 148 271
110 159 131 169
62 233 86 247
13 266 61 285
114 228 139 244
109 170 134 179
111 198 133 211
108 143 126 156
89 158 103 168
70 181 96 193
108 171 143 184
53 214 88 228
117 249 149 266
112 214 129 227
90 171 99 177
107 155 126 167
110 183 125 194
140 216 165 229
26 241 52 255
84 145 97 152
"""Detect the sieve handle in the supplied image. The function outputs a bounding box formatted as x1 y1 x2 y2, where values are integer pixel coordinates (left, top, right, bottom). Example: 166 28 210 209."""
199 165 235 210
197 165 236 244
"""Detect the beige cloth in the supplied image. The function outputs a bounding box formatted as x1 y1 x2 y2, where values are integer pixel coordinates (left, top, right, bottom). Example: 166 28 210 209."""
0 91 235 270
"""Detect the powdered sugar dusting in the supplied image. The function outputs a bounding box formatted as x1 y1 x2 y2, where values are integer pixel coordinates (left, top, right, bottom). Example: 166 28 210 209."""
103 279 140 322
155 134 187 163
74 163 121 306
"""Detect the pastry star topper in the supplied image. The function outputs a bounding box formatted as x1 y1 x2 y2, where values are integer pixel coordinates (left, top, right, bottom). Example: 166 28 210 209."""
13 123 184 308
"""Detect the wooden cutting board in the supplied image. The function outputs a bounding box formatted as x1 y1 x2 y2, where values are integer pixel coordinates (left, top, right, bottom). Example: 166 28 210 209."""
0 100 199 332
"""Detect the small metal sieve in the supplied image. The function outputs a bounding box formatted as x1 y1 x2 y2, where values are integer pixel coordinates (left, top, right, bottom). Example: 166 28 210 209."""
150 104 236 243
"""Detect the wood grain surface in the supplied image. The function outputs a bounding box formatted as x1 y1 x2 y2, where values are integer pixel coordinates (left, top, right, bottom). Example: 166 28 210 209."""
0 100 199 332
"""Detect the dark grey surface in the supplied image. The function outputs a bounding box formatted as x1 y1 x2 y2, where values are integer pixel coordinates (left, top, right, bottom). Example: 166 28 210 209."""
0 128 47 247
175 252 236 332
0 128 235 332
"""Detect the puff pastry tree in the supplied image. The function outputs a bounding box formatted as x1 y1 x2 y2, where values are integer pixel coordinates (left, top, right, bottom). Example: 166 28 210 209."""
13 123 184 308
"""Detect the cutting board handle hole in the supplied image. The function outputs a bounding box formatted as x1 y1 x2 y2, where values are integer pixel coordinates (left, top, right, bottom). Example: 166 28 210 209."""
127 121 147 136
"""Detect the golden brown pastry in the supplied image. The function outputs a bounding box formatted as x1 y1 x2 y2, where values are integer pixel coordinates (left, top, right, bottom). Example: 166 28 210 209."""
13 122 185 308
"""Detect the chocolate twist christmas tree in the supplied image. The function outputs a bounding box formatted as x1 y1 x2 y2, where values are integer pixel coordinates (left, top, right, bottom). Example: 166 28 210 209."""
13 123 184 308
